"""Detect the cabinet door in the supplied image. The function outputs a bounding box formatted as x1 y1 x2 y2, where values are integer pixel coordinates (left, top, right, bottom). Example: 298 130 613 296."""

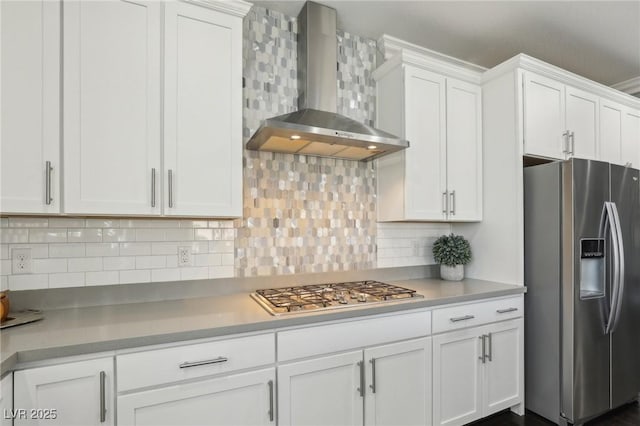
403 66 447 220
565 86 598 160
63 1 161 215
1 0 60 214
118 368 275 426
621 108 640 168
278 351 363 426
482 319 524 416
523 72 566 159
599 99 624 165
163 2 242 217
364 338 431 426
446 78 482 221
0 373 12 422
14 358 114 426
432 328 483 426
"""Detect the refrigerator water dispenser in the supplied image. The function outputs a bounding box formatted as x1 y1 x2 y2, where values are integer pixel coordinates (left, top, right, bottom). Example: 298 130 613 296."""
580 238 605 299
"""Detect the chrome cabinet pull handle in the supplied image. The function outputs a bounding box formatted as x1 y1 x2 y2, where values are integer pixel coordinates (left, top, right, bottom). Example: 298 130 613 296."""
179 357 228 369
450 315 474 322
450 190 456 215
369 358 376 393
562 131 570 154
357 361 365 397
442 192 448 214
570 131 575 155
45 161 53 205
478 335 486 364
486 332 493 362
267 380 274 422
168 169 174 208
151 168 156 207
496 307 518 314
99 371 106 423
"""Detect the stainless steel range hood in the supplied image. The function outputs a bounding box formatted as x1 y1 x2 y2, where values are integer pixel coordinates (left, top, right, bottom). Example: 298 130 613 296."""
246 1 409 161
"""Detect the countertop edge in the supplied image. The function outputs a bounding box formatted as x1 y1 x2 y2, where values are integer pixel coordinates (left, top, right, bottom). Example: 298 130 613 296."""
2 284 526 374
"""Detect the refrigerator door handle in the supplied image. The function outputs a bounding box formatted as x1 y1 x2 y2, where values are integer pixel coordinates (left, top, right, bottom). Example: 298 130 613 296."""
608 202 625 334
600 202 621 334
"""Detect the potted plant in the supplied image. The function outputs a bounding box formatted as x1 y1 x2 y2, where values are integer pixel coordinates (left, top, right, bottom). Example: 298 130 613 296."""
432 234 471 281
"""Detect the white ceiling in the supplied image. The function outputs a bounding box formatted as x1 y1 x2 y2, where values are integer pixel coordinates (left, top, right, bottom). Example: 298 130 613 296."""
251 1 640 87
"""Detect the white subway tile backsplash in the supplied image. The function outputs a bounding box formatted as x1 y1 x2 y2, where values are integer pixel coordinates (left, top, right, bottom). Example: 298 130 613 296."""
68 257 103 272
119 269 150 284
209 265 234 279
209 240 233 253
194 229 214 240
1 216 236 289
68 228 103 243
104 256 135 271
194 253 221 267
0 260 11 275
86 219 119 228
180 267 208 281
9 217 48 228
103 228 135 242
8 274 48 290
1 229 29 243
119 242 151 256
29 229 67 243
32 258 67 274
86 271 119 286
86 243 119 257
135 256 166 269
49 243 85 258
49 218 85 228
49 272 85 288
151 268 181 282
0 276 7 291
151 242 178 255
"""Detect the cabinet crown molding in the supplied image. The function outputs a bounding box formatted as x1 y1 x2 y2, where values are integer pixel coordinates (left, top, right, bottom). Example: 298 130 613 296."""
374 34 485 84
612 76 640 97
181 0 252 17
483 53 640 109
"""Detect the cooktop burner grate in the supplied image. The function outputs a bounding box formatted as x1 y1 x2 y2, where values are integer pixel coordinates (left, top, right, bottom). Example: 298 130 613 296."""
252 280 422 315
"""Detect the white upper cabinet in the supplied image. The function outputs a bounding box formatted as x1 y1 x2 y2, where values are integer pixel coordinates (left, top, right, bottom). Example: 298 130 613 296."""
565 86 599 160
163 1 243 217
375 59 483 222
523 72 566 159
599 99 624 165
1 0 60 214
446 78 483 221
621 108 640 168
63 1 162 215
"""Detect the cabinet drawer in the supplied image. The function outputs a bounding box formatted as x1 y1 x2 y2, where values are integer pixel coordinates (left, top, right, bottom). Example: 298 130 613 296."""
278 310 431 362
432 296 523 333
117 333 275 391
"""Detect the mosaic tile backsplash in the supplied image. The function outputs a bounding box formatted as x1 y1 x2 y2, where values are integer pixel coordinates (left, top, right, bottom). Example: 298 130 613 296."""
238 6 380 277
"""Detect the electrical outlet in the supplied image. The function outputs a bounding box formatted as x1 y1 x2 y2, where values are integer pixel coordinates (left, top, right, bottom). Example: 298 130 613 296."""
178 247 192 267
12 248 32 274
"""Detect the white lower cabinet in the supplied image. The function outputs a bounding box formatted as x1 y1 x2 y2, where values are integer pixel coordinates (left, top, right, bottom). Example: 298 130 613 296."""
278 337 431 426
1 373 13 424
13 358 114 426
278 351 363 426
432 318 523 426
117 368 275 426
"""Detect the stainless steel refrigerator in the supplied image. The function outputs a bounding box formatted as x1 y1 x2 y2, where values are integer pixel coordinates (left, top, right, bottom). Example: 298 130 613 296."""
524 158 640 426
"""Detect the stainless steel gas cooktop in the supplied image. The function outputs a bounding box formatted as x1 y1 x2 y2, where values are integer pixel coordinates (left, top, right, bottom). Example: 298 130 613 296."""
251 280 423 316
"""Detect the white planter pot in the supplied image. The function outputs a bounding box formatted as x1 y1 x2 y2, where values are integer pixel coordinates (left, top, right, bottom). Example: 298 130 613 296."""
440 264 464 281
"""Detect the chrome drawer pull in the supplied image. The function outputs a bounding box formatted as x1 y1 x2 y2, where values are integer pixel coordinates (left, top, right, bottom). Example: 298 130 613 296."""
99 371 106 423
179 357 228 369
450 315 475 322
496 307 518 314
267 380 274 422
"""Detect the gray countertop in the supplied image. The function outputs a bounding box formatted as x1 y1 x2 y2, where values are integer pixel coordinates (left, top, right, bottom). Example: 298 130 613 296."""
0 278 525 374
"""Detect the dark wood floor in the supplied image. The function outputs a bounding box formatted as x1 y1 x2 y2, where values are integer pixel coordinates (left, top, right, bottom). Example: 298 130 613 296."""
472 401 640 426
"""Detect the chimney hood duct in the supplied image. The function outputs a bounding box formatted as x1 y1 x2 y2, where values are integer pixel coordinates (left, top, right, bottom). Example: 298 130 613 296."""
246 1 409 161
